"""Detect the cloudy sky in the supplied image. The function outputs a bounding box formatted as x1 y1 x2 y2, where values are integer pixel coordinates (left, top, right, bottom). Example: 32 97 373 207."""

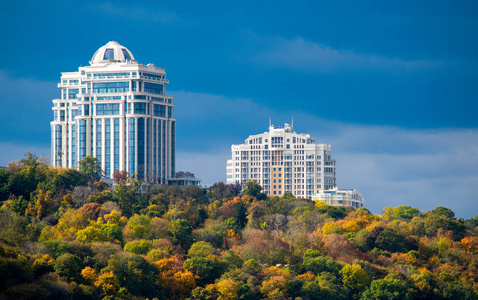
0 0 477 217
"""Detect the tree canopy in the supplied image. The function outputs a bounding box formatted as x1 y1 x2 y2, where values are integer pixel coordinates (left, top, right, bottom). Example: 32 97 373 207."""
0 152 477 299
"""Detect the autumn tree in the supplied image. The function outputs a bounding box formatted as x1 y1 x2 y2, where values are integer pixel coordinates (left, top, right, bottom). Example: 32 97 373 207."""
340 264 369 296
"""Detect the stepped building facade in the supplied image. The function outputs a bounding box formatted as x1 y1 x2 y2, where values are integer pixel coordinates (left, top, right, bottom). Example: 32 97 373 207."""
51 41 175 183
312 188 364 209
227 123 336 198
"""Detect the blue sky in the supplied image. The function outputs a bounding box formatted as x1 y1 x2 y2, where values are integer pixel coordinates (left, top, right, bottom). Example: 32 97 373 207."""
0 0 477 217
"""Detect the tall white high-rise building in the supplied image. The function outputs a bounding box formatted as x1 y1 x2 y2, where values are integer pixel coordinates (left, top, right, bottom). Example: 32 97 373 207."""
51 41 175 183
227 123 336 198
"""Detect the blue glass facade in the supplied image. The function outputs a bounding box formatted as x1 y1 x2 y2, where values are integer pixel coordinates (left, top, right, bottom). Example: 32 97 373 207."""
144 82 163 95
137 118 145 178
171 121 175 178
96 103 120 115
79 119 87 161
134 103 147 114
162 120 166 180
68 89 79 99
55 125 62 165
92 82 129 93
105 119 111 177
153 119 157 176
153 104 165 117
128 118 135 173
96 119 102 164
114 118 119 172
147 118 150 178
71 125 76 168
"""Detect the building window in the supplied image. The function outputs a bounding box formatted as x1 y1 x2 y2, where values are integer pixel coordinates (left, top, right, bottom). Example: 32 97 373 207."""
92 82 129 93
134 103 147 114
144 82 163 95
103 49 114 60
122 49 131 60
153 104 165 117
68 89 79 99
96 104 120 115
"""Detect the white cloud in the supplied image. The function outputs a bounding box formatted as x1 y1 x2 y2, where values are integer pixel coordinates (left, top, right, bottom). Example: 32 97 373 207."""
254 36 439 73
90 3 176 22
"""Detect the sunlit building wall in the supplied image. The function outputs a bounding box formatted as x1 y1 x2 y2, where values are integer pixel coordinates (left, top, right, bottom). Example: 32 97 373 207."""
312 187 364 208
227 123 336 198
51 41 175 183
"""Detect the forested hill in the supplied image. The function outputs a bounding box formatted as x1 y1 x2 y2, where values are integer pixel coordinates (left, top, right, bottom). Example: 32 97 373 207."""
1 154 478 300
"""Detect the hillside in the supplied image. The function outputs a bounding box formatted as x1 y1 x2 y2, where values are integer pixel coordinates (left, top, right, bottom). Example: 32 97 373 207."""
0 154 477 299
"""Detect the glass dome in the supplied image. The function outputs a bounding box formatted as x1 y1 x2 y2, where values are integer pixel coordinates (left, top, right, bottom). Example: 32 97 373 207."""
90 41 135 64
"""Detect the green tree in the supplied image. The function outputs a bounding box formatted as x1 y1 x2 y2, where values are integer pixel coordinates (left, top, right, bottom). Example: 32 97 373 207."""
302 249 343 275
103 254 159 298
0 168 11 201
188 241 217 258
182 185 207 205
316 272 348 300
361 276 415 300
207 182 231 201
100 223 123 243
430 206 455 219
78 156 103 185
168 218 193 250
54 253 83 282
340 264 369 296
243 180 267 200
113 183 136 217
383 206 421 220
373 227 415 253
52 168 86 191
126 214 152 239
124 239 153 255
184 257 225 285
75 225 108 243
7 167 37 200
424 214 466 241
9 195 28 215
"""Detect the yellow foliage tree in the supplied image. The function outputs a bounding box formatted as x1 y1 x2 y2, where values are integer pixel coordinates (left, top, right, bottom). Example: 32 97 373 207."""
340 264 369 294
460 236 478 254
217 278 239 300
161 271 196 300
54 209 90 239
25 189 55 218
95 271 121 299
81 266 98 284
321 220 346 235
102 210 128 227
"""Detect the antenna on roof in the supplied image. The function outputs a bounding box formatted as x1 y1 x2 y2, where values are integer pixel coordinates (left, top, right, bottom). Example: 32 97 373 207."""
269 117 271 127
291 116 294 130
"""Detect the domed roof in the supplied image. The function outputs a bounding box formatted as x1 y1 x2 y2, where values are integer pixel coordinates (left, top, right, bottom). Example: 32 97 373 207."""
90 41 135 64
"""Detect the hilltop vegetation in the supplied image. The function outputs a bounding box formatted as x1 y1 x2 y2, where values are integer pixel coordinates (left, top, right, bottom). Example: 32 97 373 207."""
0 154 478 299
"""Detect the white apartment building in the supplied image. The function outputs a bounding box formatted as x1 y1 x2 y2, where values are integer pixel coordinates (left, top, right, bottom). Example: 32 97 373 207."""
227 123 336 198
51 41 175 183
312 187 364 209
